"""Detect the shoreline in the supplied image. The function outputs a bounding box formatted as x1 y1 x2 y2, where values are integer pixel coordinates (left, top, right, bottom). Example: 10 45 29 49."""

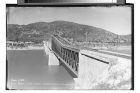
7 46 44 50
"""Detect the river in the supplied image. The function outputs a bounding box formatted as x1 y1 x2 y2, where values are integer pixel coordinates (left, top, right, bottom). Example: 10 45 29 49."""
7 50 74 90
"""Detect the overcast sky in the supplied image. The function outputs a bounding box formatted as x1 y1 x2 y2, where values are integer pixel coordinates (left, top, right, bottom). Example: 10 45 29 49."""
7 6 131 35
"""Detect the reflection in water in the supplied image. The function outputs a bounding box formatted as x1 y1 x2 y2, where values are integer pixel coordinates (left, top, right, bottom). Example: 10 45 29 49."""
7 50 74 90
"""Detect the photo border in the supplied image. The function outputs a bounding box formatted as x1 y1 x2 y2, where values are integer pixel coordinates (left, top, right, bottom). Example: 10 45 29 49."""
17 0 126 5
6 3 134 90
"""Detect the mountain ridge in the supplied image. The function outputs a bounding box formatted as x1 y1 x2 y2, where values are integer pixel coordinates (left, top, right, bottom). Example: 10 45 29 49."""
7 21 131 44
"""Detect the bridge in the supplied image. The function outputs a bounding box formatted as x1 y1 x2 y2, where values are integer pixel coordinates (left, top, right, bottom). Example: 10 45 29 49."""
50 35 79 77
43 35 131 89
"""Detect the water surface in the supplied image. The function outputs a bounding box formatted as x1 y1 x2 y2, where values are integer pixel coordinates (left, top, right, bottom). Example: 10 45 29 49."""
7 50 74 90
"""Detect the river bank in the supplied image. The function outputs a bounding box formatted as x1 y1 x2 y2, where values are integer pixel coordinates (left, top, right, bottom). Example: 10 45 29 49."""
7 46 44 50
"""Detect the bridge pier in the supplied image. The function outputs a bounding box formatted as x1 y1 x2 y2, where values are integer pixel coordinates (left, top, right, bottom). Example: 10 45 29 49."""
43 41 59 65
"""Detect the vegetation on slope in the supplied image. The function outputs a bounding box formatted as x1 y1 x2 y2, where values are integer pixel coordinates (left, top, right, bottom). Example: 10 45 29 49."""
7 21 131 45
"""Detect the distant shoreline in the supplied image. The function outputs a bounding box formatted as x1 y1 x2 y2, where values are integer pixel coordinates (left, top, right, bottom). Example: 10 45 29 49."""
7 46 44 50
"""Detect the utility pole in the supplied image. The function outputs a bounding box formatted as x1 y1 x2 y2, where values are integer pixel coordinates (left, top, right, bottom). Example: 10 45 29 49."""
85 32 88 42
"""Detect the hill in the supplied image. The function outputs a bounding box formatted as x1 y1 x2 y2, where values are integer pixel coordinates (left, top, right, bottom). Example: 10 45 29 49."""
7 21 131 44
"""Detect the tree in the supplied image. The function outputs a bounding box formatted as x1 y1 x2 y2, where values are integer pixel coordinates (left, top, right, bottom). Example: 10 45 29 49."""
15 30 21 42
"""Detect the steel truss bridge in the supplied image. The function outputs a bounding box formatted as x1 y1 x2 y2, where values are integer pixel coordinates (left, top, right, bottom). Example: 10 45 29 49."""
48 35 131 78
51 35 79 77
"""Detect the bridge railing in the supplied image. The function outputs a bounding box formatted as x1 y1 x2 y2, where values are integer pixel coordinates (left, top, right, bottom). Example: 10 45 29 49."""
51 35 80 75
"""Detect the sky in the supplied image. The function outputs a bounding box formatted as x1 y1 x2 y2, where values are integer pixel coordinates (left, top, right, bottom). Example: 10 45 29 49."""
7 6 131 35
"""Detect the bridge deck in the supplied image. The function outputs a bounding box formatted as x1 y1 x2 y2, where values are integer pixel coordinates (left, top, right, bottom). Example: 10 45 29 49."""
54 35 70 45
53 35 80 52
